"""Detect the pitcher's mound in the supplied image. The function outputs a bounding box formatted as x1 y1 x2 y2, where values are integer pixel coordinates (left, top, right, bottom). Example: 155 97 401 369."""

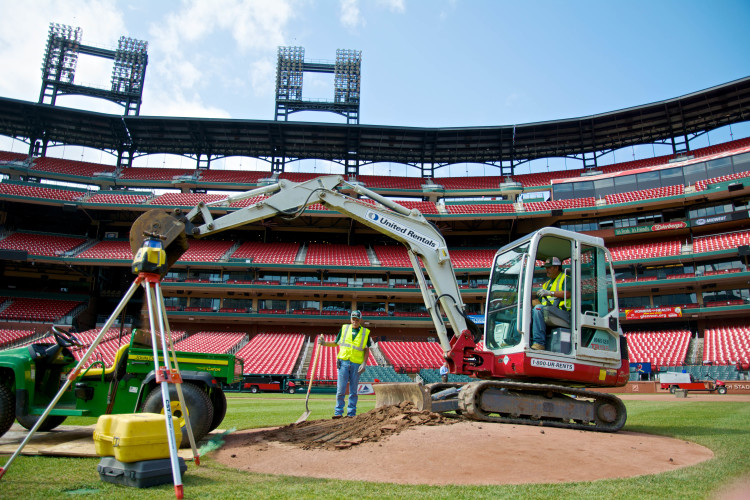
213 403 713 485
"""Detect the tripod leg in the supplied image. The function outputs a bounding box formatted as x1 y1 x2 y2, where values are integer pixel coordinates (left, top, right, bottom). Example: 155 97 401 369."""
144 280 183 499
155 282 200 464
0 276 142 479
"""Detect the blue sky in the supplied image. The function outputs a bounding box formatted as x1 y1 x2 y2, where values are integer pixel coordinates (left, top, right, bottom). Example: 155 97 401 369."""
0 0 749 176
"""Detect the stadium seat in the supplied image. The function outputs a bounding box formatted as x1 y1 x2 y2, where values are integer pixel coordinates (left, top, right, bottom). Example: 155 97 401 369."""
0 232 86 257
231 241 300 264
378 340 444 373
174 331 247 354
625 329 691 367
305 243 370 267
236 332 305 375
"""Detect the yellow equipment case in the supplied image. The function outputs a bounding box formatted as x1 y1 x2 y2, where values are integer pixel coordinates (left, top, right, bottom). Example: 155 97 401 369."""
94 413 183 463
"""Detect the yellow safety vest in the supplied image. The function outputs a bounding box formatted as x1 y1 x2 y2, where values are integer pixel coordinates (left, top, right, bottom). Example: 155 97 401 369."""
541 271 570 311
337 324 370 364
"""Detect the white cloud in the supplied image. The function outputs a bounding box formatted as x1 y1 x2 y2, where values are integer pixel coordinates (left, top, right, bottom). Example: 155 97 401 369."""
142 86 231 119
339 0 404 31
0 0 126 106
146 0 295 117
340 0 364 30
439 0 458 21
250 58 276 97
378 0 405 13
0 0 297 122
149 0 292 58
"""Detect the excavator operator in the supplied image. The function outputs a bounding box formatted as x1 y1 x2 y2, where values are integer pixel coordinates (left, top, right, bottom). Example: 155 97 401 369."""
531 257 571 350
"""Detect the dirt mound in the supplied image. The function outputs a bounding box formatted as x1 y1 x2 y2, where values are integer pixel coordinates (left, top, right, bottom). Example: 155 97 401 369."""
239 401 454 451
212 399 719 485
214 418 714 485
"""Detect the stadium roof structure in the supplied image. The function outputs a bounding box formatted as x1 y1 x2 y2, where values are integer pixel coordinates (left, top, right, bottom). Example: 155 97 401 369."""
0 76 749 174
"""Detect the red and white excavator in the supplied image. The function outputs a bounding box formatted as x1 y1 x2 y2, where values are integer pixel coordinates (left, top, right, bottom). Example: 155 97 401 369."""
132 175 629 432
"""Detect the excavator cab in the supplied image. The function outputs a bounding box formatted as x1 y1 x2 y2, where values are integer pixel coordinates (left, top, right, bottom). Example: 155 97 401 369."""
483 227 628 387
379 227 629 430
485 229 577 352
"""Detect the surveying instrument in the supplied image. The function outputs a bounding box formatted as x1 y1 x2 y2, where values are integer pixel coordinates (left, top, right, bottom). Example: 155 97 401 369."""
0 218 198 499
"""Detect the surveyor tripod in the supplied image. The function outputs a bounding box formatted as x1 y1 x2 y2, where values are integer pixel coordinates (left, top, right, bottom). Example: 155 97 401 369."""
0 271 199 499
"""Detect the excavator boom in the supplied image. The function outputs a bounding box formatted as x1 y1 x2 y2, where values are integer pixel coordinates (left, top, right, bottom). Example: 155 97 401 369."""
130 176 628 432
133 176 478 354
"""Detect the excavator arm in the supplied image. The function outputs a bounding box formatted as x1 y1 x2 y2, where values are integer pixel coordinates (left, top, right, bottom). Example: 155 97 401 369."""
131 176 629 431
133 175 478 355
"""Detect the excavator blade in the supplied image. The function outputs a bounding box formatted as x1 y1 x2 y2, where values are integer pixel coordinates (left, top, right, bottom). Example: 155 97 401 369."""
130 209 188 271
374 383 432 411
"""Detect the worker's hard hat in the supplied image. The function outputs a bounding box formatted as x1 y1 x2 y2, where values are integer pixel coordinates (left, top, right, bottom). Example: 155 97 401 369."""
351 310 362 319
544 257 562 267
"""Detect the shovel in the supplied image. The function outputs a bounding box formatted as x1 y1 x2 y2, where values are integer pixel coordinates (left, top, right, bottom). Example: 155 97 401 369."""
296 339 323 423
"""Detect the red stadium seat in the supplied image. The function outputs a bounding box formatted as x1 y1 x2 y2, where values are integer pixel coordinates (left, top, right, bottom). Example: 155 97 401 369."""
0 232 86 257
379 340 443 373
235 332 306 375
231 241 300 264
305 243 370 267
625 329 691 367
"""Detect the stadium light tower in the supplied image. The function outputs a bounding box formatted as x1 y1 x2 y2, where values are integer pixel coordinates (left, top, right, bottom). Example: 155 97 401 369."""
39 23 148 115
274 46 361 124
110 35 149 115
274 46 361 174
39 23 83 104
334 49 361 114
275 46 305 104
37 23 148 162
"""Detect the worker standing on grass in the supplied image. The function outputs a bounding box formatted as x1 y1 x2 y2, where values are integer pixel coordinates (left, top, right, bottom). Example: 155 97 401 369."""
440 361 449 383
318 310 372 418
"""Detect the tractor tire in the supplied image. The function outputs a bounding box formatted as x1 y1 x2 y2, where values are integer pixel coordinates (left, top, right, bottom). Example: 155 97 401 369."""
669 385 677 394
0 384 15 437
287 386 296 394
717 386 727 395
207 388 227 433
142 382 214 447
249 385 259 394
16 413 67 432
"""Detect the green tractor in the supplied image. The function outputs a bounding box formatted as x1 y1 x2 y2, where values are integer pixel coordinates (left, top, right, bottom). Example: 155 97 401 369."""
0 327 243 446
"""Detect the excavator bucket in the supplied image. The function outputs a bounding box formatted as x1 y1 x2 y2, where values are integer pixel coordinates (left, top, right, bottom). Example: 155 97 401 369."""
130 209 189 271
374 383 432 411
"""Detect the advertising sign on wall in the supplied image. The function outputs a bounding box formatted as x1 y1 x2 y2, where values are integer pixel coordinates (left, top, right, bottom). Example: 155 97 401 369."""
625 307 683 320
691 211 748 227
615 221 688 236
630 362 652 374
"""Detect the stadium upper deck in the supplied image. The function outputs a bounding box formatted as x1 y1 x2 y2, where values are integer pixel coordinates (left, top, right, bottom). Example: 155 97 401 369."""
2 135 749 195
1 76 749 171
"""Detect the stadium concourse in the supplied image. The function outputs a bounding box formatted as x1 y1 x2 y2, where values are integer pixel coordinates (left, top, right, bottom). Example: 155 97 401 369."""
2 137 750 385
1 74 750 389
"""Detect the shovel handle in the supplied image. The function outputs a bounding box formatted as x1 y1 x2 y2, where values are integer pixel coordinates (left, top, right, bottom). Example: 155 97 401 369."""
306 341 323 396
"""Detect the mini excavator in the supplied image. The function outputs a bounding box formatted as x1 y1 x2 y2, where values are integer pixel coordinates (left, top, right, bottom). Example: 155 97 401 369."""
130 175 629 431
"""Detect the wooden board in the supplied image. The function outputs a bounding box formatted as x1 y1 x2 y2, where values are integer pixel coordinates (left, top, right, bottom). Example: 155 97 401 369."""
0 424 199 459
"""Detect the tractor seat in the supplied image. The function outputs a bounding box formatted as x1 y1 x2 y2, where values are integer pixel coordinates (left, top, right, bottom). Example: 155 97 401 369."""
79 344 129 382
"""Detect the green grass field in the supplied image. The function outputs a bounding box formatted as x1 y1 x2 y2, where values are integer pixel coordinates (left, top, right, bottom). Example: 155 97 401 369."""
1 394 748 499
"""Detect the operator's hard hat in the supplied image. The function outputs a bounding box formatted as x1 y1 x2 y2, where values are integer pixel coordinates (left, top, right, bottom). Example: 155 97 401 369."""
544 257 562 267
350 310 362 319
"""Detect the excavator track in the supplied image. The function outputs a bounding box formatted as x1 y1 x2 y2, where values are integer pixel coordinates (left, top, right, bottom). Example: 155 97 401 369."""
457 380 627 432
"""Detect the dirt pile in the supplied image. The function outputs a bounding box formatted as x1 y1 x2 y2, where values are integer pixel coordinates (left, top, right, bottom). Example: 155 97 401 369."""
214 418 714 485
242 401 454 450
